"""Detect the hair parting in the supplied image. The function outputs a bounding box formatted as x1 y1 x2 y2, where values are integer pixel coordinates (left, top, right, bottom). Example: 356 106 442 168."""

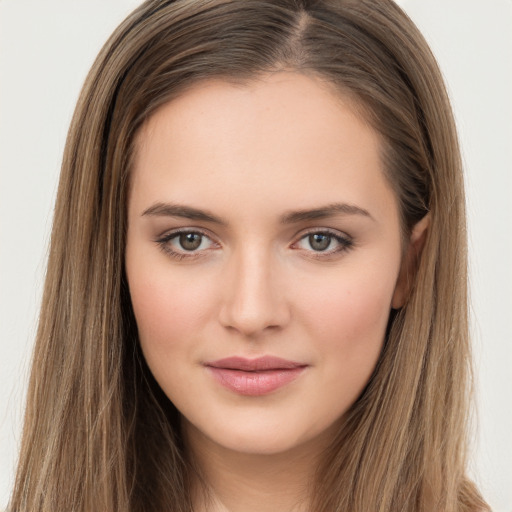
10 1 489 511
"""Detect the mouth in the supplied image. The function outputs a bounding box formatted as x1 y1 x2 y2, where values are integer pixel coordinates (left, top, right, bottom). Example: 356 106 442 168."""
204 356 308 396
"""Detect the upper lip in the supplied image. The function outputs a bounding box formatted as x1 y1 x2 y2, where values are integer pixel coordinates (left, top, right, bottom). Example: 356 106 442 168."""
205 356 306 372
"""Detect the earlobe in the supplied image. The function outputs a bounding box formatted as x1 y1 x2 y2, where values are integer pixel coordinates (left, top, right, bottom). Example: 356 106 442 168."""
391 213 430 309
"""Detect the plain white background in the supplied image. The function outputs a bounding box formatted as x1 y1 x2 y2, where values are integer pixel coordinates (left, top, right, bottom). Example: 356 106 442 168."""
0 1 511 510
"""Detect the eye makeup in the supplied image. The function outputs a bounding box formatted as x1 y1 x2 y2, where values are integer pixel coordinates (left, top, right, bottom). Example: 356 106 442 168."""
154 226 354 262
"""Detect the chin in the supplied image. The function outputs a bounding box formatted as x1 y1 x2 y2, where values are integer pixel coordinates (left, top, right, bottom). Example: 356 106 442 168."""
184 413 341 458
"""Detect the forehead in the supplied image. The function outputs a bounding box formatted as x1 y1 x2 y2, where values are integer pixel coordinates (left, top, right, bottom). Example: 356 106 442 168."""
131 72 397 223
136 71 370 157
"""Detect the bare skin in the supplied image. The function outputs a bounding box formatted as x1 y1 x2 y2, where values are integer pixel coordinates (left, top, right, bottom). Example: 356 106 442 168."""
126 71 428 511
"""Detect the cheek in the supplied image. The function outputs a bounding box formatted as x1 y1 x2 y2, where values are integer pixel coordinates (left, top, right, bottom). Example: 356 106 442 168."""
294 265 397 391
299 270 394 341
126 256 217 363
127 264 220 408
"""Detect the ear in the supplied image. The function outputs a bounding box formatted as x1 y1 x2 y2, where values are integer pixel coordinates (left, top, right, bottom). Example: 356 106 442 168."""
391 214 430 309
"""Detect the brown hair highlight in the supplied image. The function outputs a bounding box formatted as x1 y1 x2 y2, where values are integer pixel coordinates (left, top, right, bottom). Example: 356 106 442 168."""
10 1 489 511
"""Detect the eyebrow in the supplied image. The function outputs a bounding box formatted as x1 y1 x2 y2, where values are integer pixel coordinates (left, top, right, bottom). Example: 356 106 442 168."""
141 201 373 225
280 203 374 224
142 202 228 225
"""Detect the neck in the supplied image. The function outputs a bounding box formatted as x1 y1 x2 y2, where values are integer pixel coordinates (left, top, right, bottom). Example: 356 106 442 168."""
184 421 332 512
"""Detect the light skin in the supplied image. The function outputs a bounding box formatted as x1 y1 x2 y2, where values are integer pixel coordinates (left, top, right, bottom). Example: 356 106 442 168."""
125 71 428 512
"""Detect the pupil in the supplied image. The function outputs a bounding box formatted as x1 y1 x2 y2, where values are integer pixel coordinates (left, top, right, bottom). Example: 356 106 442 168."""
179 233 202 251
309 233 330 251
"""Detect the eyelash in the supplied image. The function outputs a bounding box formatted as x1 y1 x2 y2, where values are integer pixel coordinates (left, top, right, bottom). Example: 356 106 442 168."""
155 228 354 261
155 228 217 261
292 229 354 259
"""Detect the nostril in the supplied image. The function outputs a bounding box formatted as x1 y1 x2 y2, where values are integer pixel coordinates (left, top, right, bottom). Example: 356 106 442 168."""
218 288 290 336
217 251 291 336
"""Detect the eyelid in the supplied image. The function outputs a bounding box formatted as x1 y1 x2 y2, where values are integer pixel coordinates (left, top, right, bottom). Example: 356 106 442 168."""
156 226 215 242
155 227 220 260
154 226 354 261
290 227 354 256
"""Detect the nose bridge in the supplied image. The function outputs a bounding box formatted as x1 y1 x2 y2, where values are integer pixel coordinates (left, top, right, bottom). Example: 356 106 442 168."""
219 241 288 336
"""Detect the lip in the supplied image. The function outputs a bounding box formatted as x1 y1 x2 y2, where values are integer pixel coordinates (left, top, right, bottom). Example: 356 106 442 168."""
205 356 308 396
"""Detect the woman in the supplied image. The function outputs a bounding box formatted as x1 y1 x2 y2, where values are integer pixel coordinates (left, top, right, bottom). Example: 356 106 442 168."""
9 0 490 511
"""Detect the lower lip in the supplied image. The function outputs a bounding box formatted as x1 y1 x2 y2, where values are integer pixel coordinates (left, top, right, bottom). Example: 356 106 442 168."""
206 367 306 396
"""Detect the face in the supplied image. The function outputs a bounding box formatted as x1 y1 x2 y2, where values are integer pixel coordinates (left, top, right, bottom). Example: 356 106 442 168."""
126 72 409 457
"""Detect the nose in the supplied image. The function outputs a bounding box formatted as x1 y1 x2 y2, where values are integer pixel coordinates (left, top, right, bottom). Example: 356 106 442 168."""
218 247 290 337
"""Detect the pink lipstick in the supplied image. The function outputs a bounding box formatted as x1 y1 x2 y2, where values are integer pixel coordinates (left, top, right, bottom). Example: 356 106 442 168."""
205 356 307 396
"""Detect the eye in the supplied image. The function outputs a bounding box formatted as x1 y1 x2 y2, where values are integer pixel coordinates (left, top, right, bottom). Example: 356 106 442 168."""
293 230 353 256
306 233 332 251
175 232 205 251
156 229 217 259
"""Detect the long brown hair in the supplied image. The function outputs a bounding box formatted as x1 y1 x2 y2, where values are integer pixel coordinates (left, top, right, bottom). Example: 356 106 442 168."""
10 1 489 511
